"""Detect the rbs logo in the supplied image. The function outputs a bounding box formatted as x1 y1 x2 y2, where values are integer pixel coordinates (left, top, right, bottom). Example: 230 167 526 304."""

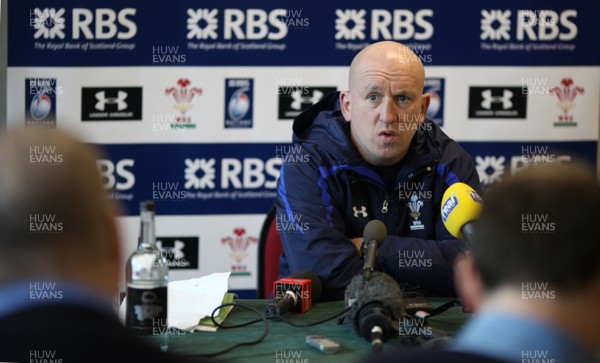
32 7 137 40
516 10 577 41
97 159 135 190
187 8 287 40
335 9 434 41
480 9 577 41
73 8 137 39
184 157 281 190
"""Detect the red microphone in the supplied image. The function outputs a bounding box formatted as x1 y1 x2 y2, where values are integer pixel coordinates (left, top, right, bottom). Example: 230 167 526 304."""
265 270 322 317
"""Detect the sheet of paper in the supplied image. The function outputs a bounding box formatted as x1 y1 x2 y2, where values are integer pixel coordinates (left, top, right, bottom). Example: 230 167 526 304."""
167 272 231 330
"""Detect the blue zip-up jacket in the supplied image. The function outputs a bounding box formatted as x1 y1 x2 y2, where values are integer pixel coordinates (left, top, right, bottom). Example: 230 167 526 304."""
276 92 482 301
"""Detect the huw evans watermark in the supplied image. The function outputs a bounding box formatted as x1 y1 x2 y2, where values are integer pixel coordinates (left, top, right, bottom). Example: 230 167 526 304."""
522 282 556 301
521 213 555 233
399 250 432 269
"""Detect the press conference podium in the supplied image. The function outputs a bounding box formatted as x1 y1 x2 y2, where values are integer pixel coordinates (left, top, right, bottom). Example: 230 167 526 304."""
152 298 469 363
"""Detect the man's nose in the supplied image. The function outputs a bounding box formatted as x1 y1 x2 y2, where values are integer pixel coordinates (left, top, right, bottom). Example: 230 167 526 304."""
378 97 399 124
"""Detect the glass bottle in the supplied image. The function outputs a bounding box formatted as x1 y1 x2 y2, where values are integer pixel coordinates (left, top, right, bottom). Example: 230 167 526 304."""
125 201 169 336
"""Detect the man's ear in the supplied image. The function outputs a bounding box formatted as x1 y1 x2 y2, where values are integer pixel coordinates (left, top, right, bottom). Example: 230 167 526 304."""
340 91 351 122
454 253 485 313
420 93 431 122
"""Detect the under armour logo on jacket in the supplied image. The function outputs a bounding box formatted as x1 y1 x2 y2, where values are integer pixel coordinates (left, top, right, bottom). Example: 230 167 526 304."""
156 240 185 259
95 90 128 111
353 206 368 218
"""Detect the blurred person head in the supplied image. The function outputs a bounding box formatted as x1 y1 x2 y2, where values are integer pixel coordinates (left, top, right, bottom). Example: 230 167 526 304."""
340 41 430 166
454 163 600 352
0 128 120 298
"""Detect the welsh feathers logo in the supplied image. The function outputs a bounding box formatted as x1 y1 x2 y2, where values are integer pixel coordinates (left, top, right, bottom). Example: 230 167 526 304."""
165 78 202 129
221 228 257 275
550 78 584 127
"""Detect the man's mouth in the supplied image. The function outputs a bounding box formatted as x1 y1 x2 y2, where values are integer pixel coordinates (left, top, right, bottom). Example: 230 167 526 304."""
378 130 398 140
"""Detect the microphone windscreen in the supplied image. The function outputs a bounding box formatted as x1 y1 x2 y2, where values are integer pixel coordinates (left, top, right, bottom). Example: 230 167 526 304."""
289 270 322 303
344 271 403 335
441 182 483 238
363 220 387 247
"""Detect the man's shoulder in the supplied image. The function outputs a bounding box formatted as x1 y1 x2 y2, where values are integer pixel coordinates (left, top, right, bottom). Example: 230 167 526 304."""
288 137 362 170
0 304 191 363
421 120 472 160
292 98 360 165
365 348 511 363
422 120 457 147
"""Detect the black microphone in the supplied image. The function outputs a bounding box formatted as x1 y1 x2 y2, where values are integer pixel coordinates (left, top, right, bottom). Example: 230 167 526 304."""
344 271 404 354
361 220 387 281
265 270 322 317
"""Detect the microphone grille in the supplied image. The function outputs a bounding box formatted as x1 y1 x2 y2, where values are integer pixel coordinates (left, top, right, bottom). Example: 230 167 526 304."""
344 271 404 335
363 220 387 246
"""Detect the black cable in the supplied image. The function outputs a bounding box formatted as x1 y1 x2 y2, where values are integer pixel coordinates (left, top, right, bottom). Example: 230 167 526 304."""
175 302 269 358
399 308 454 348
212 304 351 329
211 302 263 328
269 306 351 327
172 302 350 358
428 299 461 317
402 291 426 299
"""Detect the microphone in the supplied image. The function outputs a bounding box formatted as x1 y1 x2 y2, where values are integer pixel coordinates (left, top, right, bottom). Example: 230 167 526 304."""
265 270 322 317
344 271 404 354
440 182 483 247
361 220 387 281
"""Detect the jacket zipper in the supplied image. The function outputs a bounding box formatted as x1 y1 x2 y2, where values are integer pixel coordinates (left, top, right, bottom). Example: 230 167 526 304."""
382 198 389 214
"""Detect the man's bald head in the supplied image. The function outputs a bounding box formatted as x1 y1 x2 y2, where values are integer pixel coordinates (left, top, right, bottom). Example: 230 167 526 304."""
348 41 426 92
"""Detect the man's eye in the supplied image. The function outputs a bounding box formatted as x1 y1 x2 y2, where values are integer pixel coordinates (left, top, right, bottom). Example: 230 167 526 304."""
398 95 408 102
368 95 378 101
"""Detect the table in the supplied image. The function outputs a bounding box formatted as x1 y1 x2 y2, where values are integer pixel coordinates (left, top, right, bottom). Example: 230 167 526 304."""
154 298 471 363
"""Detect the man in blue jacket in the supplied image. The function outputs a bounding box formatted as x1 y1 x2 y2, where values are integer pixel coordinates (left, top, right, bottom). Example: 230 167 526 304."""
276 41 481 301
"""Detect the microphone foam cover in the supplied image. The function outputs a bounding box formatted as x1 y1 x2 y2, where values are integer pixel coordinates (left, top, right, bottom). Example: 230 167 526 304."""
441 182 483 238
289 270 323 303
363 220 387 247
344 271 403 336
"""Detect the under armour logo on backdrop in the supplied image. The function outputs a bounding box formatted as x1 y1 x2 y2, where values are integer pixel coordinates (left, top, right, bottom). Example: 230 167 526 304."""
156 240 185 260
95 90 128 111
290 89 323 110
353 205 368 218
481 89 513 110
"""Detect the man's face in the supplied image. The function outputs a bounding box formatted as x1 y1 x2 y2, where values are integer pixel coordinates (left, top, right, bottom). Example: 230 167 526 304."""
340 52 430 166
